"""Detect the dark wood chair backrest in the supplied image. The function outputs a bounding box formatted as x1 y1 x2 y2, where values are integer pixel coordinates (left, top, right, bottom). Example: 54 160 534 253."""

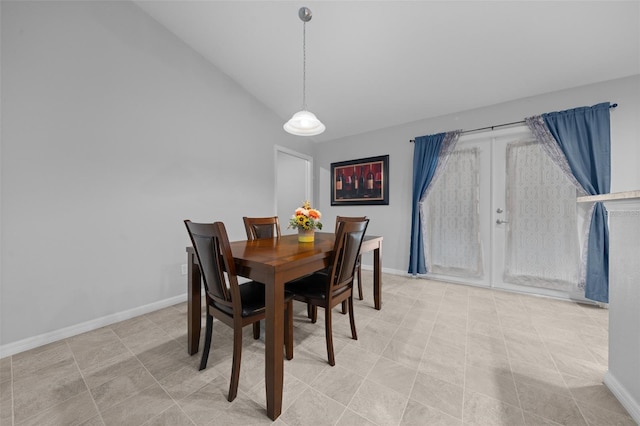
184 220 241 315
335 216 367 233
243 216 281 240
328 219 369 299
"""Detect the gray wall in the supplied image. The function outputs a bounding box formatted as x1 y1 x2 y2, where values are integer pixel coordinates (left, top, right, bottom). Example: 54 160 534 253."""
313 75 640 275
0 1 313 349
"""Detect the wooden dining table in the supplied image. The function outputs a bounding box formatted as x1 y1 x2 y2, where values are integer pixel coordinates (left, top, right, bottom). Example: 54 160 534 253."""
186 232 383 420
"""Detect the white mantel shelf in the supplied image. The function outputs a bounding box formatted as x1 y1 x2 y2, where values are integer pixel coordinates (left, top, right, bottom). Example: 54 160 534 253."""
585 190 640 423
577 190 640 203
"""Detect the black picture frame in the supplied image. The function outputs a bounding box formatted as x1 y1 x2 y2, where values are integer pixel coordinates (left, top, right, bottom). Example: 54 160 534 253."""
331 155 389 206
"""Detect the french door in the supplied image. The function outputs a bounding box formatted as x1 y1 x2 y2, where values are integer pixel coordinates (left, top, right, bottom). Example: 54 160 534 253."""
423 126 583 300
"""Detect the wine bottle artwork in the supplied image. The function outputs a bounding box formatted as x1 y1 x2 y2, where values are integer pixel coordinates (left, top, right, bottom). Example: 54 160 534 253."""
374 172 382 198
336 171 344 199
358 166 365 198
344 173 352 196
366 165 375 197
351 167 358 198
330 155 389 206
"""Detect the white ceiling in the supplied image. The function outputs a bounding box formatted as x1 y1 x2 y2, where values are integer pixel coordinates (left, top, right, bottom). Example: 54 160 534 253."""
134 1 640 142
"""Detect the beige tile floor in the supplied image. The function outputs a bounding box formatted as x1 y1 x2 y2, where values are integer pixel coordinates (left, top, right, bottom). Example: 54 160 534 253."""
0 273 636 426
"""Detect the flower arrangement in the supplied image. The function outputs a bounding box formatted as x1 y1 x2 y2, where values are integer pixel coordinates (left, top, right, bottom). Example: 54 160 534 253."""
288 200 323 231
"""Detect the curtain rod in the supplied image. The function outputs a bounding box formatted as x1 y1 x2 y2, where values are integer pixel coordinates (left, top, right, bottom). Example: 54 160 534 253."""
409 103 617 143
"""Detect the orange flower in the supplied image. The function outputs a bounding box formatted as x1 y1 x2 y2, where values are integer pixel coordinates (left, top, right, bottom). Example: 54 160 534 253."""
288 201 323 231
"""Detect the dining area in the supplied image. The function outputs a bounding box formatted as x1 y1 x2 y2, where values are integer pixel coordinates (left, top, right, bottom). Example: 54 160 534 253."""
184 209 384 421
3 2 639 425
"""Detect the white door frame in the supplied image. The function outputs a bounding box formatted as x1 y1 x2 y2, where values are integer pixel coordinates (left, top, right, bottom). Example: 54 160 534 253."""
274 145 313 215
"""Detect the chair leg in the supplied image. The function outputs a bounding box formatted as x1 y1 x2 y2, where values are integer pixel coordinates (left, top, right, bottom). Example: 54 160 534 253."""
285 301 294 360
348 296 358 341
357 262 363 301
307 303 319 324
310 305 318 323
199 314 213 371
228 326 243 402
325 307 335 366
253 321 260 340
341 300 348 315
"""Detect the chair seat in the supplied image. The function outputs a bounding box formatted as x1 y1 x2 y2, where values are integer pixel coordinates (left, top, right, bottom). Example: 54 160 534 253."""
285 273 328 300
213 281 294 317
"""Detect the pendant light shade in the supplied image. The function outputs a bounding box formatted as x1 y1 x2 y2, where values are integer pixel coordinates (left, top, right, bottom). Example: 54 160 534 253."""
284 110 326 136
284 7 325 136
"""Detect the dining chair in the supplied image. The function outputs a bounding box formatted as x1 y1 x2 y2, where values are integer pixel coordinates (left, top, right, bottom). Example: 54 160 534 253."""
336 216 367 301
286 218 369 366
310 216 367 318
184 220 294 402
243 216 281 240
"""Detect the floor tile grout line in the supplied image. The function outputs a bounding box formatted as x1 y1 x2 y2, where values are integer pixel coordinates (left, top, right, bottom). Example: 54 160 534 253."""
537 322 593 426
161 330 223 426
509 298 589 425
364 294 420 426
67 339 105 425
337 361 384 426
398 283 458 424
302 286 411 426
393 301 435 426
10 340 103 426
139 403 197 426
111 322 199 426
303 306 379 425
461 286 470 425
9 355 14 426
494 292 528 425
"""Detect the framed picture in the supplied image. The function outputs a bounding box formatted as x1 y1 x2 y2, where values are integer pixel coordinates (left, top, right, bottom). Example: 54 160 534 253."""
331 155 389 205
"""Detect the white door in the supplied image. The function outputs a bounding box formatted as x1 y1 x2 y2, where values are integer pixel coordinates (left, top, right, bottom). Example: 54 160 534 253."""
275 146 312 235
424 126 582 300
492 130 582 298
423 136 492 288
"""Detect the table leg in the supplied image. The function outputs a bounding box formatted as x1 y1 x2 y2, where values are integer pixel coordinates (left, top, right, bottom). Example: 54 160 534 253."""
187 252 202 355
265 275 285 420
373 246 382 310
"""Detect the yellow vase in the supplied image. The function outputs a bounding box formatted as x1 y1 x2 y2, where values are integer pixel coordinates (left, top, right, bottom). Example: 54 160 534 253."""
298 228 315 243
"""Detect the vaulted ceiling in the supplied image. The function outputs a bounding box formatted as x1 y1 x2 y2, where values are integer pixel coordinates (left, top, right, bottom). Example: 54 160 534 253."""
135 1 640 142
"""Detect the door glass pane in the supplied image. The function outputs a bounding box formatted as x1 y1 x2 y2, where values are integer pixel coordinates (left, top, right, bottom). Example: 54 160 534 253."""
504 141 579 291
424 147 484 278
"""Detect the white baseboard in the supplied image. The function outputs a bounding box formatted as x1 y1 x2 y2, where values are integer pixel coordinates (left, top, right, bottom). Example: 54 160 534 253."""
3 268 402 359
0 293 188 358
604 371 640 424
360 264 406 276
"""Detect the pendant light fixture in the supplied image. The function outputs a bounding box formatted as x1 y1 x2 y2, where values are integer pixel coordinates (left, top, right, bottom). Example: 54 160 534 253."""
284 7 325 136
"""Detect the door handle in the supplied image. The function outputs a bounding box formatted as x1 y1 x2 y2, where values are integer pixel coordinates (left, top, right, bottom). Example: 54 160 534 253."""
496 219 509 225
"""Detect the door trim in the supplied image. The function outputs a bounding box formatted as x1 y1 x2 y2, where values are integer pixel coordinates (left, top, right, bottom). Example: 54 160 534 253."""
274 145 313 215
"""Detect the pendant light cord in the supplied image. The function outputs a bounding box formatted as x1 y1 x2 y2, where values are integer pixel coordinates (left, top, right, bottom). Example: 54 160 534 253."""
302 20 307 110
283 7 325 136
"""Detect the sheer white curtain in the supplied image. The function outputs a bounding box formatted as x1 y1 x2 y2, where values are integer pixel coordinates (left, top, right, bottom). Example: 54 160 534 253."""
423 148 483 278
504 141 580 291
421 136 580 292
526 116 590 291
